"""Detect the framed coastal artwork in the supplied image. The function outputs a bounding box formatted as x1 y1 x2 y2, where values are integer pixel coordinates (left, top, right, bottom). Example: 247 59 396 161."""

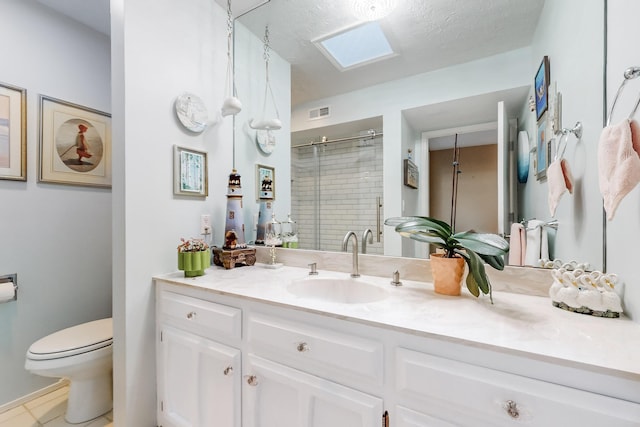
535 56 550 120
0 82 26 181
256 163 275 200
173 145 208 197
39 95 111 187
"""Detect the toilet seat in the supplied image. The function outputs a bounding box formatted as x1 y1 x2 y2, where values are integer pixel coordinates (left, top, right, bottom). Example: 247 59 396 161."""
27 318 112 361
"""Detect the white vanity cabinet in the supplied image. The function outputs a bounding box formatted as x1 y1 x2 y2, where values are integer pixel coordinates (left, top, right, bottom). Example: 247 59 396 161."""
394 347 640 426
155 279 640 427
156 290 242 427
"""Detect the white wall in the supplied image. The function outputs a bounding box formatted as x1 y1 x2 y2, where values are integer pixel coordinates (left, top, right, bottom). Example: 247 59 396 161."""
518 0 605 269
292 48 532 256
234 23 292 236
114 0 229 424
111 1 291 424
606 0 640 322
400 114 421 258
0 0 111 406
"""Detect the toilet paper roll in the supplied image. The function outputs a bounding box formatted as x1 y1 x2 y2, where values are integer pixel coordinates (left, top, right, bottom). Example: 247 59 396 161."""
0 281 16 303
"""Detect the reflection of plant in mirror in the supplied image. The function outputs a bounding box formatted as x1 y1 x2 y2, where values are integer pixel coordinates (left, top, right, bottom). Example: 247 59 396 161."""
385 216 509 302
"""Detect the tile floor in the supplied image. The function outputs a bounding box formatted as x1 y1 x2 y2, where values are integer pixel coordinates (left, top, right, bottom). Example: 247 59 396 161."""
0 386 112 427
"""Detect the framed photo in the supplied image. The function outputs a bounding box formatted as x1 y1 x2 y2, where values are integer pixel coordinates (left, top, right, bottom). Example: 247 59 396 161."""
39 95 111 187
173 145 208 197
256 164 275 200
404 159 418 189
534 56 550 120
536 115 548 180
0 82 26 181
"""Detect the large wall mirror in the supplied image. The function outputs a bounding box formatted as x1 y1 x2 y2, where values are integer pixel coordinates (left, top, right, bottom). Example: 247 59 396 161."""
232 0 606 271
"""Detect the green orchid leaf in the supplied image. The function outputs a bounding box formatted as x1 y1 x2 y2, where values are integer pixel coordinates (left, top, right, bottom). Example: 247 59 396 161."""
400 231 446 247
465 266 480 297
384 217 422 227
395 219 450 241
390 217 452 237
479 253 505 271
465 249 490 295
453 231 509 256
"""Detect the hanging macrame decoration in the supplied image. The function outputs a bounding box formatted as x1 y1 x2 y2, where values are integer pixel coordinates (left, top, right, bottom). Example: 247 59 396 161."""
250 25 281 155
221 0 242 117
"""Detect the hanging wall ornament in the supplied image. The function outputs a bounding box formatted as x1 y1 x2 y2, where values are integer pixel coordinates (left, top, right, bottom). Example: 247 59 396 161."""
221 0 242 117
175 92 209 133
250 25 281 155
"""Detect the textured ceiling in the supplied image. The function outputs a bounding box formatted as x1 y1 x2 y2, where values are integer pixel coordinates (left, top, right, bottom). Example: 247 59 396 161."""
39 0 544 143
236 0 545 106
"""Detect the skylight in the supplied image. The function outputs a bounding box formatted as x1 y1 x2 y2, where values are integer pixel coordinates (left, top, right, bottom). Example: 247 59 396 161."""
315 22 396 71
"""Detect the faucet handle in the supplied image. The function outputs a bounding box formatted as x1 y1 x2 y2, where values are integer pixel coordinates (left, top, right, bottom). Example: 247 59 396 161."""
308 263 318 275
390 270 402 287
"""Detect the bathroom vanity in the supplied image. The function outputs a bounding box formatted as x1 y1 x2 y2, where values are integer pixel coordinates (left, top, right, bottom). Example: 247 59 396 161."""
154 261 640 427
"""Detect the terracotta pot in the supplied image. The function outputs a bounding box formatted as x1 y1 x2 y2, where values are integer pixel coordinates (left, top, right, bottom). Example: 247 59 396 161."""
430 253 465 296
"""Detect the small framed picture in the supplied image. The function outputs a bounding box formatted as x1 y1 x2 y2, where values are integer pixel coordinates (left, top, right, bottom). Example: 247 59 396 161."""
403 159 418 189
535 56 550 120
0 82 26 181
173 145 208 197
256 164 275 200
536 115 548 180
39 95 111 187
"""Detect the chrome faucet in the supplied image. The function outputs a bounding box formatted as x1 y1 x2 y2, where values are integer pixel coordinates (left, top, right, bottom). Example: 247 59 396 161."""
342 231 360 278
362 228 373 254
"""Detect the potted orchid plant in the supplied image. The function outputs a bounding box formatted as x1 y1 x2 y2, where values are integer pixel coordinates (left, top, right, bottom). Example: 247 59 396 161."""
386 136 509 302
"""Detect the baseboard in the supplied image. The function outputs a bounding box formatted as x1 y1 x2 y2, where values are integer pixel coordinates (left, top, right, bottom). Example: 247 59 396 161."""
0 379 69 414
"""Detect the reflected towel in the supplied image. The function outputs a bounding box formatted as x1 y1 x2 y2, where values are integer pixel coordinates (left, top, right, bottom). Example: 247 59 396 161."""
598 119 640 220
508 223 526 266
547 158 574 216
524 220 549 266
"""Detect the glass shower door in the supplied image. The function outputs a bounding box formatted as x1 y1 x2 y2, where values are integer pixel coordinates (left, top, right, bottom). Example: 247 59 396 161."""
291 134 384 254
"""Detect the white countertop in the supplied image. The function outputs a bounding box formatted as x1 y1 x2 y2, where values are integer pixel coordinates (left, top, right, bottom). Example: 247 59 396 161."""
154 263 640 381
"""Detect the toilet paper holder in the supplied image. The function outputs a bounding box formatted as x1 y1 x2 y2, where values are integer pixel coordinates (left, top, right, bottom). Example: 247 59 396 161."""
0 273 17 302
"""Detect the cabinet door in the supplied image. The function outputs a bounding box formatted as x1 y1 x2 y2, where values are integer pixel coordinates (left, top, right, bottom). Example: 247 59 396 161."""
395 406 457 427
157 324 241 427
243 355 383 427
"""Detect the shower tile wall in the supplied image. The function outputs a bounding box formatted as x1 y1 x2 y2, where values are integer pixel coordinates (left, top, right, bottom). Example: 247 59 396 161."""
291 139 384 254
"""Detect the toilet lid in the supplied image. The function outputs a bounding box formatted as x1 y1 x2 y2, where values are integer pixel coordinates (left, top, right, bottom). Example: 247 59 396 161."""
28 318 112 360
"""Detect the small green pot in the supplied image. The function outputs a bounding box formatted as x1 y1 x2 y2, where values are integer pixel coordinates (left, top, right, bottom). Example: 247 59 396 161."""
178 249 211 277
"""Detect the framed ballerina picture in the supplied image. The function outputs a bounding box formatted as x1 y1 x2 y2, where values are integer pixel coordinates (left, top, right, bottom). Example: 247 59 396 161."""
38 95 111 188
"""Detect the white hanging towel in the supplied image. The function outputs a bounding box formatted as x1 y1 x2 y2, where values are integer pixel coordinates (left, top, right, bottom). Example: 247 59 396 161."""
598 119 640 220
524 220 549 266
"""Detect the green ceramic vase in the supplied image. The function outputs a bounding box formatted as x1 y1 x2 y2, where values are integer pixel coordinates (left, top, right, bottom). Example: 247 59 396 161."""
178 249 211 277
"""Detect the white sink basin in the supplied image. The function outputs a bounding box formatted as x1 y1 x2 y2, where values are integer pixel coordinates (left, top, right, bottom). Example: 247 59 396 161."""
287 276 389 304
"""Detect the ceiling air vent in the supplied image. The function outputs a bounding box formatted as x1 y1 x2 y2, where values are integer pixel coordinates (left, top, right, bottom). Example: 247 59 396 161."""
308 106 330 120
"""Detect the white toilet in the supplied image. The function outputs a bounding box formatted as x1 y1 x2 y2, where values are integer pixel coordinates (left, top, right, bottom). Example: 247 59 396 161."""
25 318 113 424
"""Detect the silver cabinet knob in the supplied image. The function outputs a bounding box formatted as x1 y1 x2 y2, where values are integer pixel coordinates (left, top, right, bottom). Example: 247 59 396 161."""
504 400 519 419
296 342 309 352
246 375 259 386
223 366 233 376
186 311 197 319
